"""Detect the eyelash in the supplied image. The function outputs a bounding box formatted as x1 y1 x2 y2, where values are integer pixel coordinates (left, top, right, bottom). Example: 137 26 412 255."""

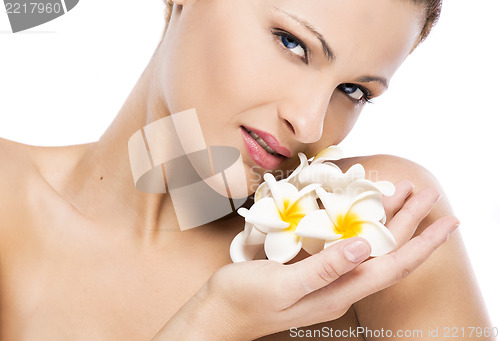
359 86 374 104
272 28 373 104
272 28 310 64
339 84 374 105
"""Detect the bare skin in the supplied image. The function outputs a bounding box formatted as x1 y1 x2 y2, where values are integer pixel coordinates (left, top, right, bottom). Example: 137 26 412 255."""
0 137 491 340
0 0 494 339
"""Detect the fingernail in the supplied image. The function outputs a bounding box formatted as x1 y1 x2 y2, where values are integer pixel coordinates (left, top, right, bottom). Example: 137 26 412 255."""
445 220 460 241
344 241 371 263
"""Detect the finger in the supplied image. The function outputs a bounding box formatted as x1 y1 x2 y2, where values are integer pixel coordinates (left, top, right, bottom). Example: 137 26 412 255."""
382 180 414 222
286 237 371 298
387 187 441 246
286 215 459 324
336 215 459 304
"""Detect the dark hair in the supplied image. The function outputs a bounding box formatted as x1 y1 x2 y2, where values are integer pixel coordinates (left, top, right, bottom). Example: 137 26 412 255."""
161 0 442 48
411 0 443 45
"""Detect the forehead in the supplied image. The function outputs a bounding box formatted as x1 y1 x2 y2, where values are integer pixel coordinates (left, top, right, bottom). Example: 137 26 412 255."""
265 0 424 78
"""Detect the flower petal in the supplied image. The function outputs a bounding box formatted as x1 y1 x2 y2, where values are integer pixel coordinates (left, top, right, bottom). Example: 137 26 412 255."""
241 220 252 238
286 153 310 187
346 179 383 197
311 145 343 164
301 236 327 255
295 209 341 240
265 174 300 213
254 181 270 202
345 178 395 198
291 190 320 216
298 163 343 189
358 221 397 256
264 231 302 263
237 207 249 218
255 177 301 202
348 191 385 223
288 183 321 209
345 164 365 182
264 173 285 212
245 197 289 231
322 161 342 171
375 181 396 196
276 181 299 202
316 188 350 221
242 222 267 245
306 163 365 194
230 231 264 262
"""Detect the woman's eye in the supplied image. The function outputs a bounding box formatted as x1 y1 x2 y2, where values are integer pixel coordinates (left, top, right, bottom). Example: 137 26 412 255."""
338 83 372 103
273 30 308 63
281 35 306 58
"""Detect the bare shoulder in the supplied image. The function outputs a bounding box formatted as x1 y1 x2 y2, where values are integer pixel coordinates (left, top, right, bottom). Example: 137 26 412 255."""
336 154 455 231
0 138 88 240
0 138 38 210
0 137 35 167
336 155 493 339
0 139 39 252
0 137 90 184
336 154 443 193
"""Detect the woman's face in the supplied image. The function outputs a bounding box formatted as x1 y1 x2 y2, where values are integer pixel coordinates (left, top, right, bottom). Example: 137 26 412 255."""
157 0 424 193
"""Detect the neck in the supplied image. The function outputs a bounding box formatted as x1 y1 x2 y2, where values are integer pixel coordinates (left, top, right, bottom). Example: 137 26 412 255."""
62 55 181 237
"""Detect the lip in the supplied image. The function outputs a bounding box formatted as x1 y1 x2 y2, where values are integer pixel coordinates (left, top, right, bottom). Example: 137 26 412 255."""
243 126 292 158
240 127 288 170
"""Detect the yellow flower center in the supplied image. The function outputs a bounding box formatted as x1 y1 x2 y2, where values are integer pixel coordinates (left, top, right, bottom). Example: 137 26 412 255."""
334 211 363 239
280 198 305 234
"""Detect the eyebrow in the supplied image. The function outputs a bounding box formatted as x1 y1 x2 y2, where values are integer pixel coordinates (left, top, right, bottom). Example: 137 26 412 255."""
272 7 335 61
354 75 388 90
272 7 388 91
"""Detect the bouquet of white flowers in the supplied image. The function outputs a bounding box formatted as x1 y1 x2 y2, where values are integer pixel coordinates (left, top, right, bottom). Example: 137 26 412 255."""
230 146 397 263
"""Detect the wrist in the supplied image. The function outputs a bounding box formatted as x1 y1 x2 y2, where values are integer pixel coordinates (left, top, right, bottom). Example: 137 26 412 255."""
190 285 247 340
153 285 247 341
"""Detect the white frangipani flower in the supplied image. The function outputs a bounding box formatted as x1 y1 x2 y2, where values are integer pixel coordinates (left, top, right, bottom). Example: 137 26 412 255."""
287 145 344 188
230 145 397 263
298 160 395 196
295 187 397 256
254 145 343 201
230 173 322 263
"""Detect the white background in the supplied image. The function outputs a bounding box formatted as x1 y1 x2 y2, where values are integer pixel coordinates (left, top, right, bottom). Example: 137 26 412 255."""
1 0 499 330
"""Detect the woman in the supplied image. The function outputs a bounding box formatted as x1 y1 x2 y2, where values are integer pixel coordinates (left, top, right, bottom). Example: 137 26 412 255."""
0 0 493 340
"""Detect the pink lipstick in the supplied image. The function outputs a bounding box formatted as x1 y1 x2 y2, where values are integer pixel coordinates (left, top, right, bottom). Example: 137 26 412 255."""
240 126 289 170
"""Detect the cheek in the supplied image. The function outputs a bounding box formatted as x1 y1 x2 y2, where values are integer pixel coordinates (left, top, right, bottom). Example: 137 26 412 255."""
200 28 301 117
162 20 288 126
202 37 269 109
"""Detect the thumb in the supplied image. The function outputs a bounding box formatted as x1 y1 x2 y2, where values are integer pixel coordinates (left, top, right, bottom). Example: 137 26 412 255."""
288 238 371 297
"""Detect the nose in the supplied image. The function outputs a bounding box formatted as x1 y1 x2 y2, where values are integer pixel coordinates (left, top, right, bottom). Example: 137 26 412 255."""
277 80 333 144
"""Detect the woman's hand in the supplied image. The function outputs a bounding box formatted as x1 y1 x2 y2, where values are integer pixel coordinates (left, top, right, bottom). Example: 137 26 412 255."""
153 181 460 340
